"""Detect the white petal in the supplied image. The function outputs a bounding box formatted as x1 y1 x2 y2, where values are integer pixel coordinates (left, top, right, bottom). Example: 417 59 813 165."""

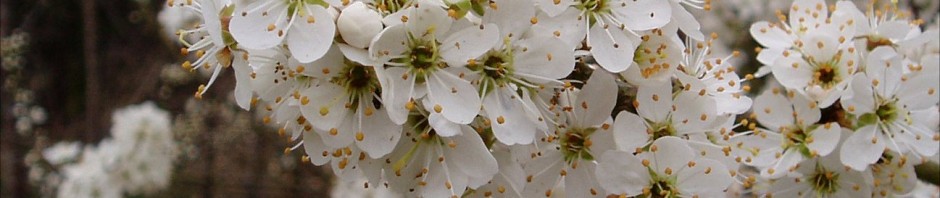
835 0 869 34
610 0 671 31
788 0 828 32
521 162 564 197
841 74 876 115
676 159 732 195
300 83 350 132
840 125 885 171
897 55 940 110
750 21 793 49
753 89 796 130
865 46 903 96
649 136 694 175
319 113 356 149
672 90 718 133
875 21 914 42
588 20 638 73
799 34 839 65
528 8 586 48
483 0 535 39
247 49 291 101
302 44 345 79
231 51 253 110
595 150 650 196
199 0 225 46
574 71 617 128
636 81 673 123
303 130 332 165
613 111 650 152
714 94 752 115
440 24 500 68
893 122 940 157
230 1 289 50
565 162 604 198
770 52 813 89
427 110 462 137
670 3 704 41
535 0 574 17
445 126 500 187
588 118 618 155
790 93 821 124
369 24 409 62
514 36 577 80
404 2 452 39
426 71 481 124
338 44 378 66
484 87 537 145
756 47 784 65
761 149 803 179
288 5 336 63
357 106 402 158
382 67 415 124
806 122 841 157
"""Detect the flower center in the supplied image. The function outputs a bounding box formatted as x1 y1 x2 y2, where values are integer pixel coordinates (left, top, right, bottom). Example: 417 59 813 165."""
560 127 597 162
406 111 441 143
576 0 611 25
866 36 893 51
634 39 672 79
649 123 676 142
811 62 840 89
810 169 839 195
875 102 897 123
331 61 380 108
647 179 680 198
393 38 443 83
373 0 411 15
781 126 817 157
472 49 516 92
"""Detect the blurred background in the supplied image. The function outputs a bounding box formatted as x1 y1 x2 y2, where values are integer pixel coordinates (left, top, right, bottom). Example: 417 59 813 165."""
0 0 333 197
0 0 937 197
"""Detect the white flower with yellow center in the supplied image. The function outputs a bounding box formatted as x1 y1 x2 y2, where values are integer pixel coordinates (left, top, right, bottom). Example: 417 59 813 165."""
612 78 725 153
869 151 918 198
740 89 841 179
840 47 940 171
534 0 672 72
840 1 925 53
302 129 386 182
175 0 255 110
518 71 617 198
620 24 684 86
244 47 319 143
470 0 576 145
297 45 402 158
370 0 499 126
381 105 498 197
765 148 872 198
472 147 527 198
749 0 856 67
596 136 733 198
770 29 858 108
674 35 752 115
229 0 336 63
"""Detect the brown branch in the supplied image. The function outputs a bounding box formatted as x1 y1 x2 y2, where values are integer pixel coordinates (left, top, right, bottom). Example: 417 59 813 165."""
81 0 99 141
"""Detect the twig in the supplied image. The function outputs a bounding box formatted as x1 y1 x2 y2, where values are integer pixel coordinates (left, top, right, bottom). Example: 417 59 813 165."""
81 0 99 141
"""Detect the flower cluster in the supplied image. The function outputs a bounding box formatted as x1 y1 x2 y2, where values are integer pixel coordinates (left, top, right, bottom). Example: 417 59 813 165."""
29 102 179 198
171 0 938 197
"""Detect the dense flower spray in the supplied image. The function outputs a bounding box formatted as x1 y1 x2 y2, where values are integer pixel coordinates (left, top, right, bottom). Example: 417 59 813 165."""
172 0 939 197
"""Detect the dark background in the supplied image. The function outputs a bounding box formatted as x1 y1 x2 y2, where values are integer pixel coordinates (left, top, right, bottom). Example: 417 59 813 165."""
0 0 332 197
